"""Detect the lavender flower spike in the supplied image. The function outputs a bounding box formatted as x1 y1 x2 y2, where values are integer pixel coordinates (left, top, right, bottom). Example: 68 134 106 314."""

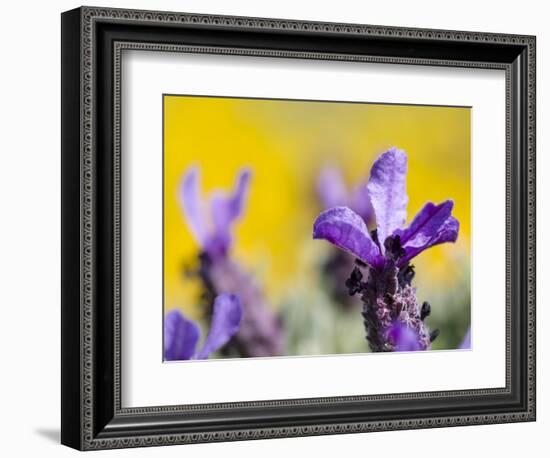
180 166 251 260
180 165 285 357
164 293 243 361
313 147 460 352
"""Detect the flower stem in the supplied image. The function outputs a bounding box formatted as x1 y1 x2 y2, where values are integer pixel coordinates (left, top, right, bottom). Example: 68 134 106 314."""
346 259 434 352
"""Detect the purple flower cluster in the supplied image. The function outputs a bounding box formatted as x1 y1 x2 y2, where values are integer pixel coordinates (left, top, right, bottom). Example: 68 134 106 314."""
313 148 460 352
177 166 285 358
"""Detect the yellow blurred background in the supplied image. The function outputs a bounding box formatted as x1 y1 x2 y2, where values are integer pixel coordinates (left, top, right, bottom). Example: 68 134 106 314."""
164 95 470 337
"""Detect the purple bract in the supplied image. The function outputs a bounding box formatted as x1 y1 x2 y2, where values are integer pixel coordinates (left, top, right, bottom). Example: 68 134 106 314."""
314 148 459 269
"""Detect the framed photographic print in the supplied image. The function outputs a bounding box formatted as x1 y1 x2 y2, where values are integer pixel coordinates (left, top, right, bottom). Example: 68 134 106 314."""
61 6 536 450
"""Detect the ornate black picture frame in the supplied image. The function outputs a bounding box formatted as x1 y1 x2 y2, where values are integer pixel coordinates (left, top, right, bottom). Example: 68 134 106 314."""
61 6 536 450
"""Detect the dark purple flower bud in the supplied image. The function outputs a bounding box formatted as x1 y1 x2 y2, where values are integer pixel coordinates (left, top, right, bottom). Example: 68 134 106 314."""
345 266 364 296
398 264 416 286
429 329 440 343
420 301 431 320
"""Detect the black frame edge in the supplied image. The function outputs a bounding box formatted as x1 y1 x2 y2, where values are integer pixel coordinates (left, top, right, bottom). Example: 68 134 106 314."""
61 6 83 451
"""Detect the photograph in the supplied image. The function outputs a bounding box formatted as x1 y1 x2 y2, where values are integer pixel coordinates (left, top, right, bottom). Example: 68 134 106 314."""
163 95 471 360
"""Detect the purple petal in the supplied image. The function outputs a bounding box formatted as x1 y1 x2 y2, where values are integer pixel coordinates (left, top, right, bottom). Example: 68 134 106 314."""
317 167 349 209
398 200 459 265
367 148 408 250
388 322 422 352
397 201 454 244
458 327 471 350
208 168 251 257
313 206 382 268
196 293 243 359
179 167 208 248
164 310 200 361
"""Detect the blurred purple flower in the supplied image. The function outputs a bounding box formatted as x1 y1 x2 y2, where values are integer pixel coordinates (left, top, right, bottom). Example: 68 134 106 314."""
312 147 459 352
180 166 251 260
164 293 243 361
317 166 374 225
458 327 471 350
179 166 285 358
201 256 285 357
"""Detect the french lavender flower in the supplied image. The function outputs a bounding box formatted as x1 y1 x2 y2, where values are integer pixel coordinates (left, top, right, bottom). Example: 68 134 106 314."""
180 166 285 357
164 293 243 361
313 147 459 352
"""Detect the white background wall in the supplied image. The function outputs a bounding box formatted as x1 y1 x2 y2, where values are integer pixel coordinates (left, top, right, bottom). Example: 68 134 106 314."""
0 0 545 456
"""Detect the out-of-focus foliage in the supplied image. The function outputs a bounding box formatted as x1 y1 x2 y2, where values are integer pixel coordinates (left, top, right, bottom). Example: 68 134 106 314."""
418 256 471 351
